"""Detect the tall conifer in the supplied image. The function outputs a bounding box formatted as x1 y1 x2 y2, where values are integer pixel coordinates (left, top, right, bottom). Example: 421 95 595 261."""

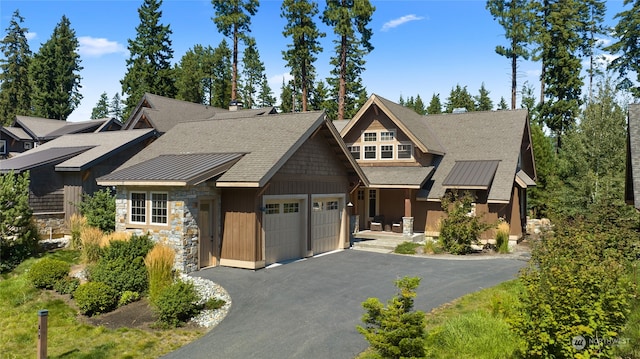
0 10 32 125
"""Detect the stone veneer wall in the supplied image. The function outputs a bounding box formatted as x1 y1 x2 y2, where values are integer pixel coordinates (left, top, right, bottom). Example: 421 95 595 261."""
33 213 67 239
115 184 219 274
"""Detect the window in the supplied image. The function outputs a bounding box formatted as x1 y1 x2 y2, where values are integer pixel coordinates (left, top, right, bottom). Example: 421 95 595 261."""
380 131 395 141
24 142 32 150
326 201 339 210
357 189 364 200
381 145 393 159
398 144 412 159
348 145 360 159
0 140 6 155
284 202 299 213
313 201 323 211
364 145 376 159
363 132 377 142
130 192 146 223
151 193 168 224
265 203 279 214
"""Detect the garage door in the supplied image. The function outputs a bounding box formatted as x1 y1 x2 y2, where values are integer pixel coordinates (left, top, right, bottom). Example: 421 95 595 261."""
311 198 341 255
264 199 304 264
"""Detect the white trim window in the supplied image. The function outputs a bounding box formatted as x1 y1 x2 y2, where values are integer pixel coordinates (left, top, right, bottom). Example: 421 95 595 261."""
0 139 6 155
265 203 279 214
151 192 168 224
348 145 360 159
363 132 377 142
398 143 412 159
364 145 376 159
130 192 147 224
283 202 299 213
380 130 395 141
380 145 393 159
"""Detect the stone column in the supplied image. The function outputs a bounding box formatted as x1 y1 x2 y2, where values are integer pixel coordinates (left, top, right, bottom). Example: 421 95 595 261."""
402 216 414 237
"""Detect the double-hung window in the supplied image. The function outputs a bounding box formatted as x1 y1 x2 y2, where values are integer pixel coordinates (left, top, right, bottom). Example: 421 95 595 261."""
380 145 393 159
130 192 147 224
151 193 168 224
364 145 376 159
398 144 412 159
130 191 169 225
348 145 360 159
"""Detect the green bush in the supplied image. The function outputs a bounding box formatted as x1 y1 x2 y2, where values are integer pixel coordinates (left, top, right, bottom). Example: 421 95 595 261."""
394 241 420 254
78 188 116 233
27 258 70 289
89 234 154 293
74 281 119 316
439 191 493 254
152 280 200 328
203 297 226 311
495 230 509 254
357 276 426 359
53 276 80 295
118 291 140 307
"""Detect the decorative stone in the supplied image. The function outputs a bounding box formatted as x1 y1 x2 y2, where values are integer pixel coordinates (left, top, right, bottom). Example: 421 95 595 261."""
402 216 414 237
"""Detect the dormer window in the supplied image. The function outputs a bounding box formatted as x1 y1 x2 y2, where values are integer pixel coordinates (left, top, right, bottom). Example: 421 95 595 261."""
348 145 360 159
363 132 377 142
380 131 395 141
398 144 412 159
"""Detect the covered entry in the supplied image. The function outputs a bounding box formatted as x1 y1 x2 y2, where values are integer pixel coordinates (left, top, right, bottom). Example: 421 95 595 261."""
264 197 306 264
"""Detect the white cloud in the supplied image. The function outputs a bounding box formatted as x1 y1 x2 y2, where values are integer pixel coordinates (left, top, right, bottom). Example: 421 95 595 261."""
269 72 293 88
78 36 126 57
381 14 425 32
25 32 36 41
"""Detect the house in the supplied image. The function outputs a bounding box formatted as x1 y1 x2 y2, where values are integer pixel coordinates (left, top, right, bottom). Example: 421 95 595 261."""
97 111 367 273
340 94 536 242
121 93 277 134
0 129 157 236
0 115 121 157
625 104 640 209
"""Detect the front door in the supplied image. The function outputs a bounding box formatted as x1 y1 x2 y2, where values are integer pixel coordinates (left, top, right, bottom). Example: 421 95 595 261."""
199 200 217 268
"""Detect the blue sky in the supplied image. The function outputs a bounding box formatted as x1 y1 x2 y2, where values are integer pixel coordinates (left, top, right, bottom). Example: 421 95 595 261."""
0 0 627 122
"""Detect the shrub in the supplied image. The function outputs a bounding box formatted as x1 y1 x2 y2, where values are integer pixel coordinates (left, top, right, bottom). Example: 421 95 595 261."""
53 276 80 295
203 297 226 311
394 241 420 254
439 191 494 254
67 213 87 250
145 244 175 303
424 240 443 254
89 234 154 294
78 188 116 233
27 258 70 289
80 227 104 263
357 276 426 359
100 231 130 247
118 291 140 307
152 280 200 328
74 281 118 316
495 221 510 254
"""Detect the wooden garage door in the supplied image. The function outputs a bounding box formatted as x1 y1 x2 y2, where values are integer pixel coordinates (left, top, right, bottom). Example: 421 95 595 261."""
311 198 341 255
264 199 304 264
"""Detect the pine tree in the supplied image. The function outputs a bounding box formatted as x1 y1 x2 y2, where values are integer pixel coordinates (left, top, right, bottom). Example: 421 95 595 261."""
121 0 175 119
427 93 442 115
581 0 606 101
528 122 557 217
29 15 82 121
257 74 275 107
212 0 259 105
605 0 640 99
322 0 375 120
0 10 32 126
281 0 324 112
520 80 540 124
398 94 405 106
475 83 494 111
413 94 426 115
498 97 509 110
240 37 265 109
175 45 207 104
110 93 123 122
310 80 330 112
91 92 110 119
445 84 475 113
280 78 293 113
486 0 533 109
210 40 232 109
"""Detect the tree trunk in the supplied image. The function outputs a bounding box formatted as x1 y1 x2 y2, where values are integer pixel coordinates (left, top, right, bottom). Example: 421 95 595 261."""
232 24 238 104
511 51 517 110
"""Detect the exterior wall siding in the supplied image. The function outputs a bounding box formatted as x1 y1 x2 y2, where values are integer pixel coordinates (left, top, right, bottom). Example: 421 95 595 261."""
220 188 259 262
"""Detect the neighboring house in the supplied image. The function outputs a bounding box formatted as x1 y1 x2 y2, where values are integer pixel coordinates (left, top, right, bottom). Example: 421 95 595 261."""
0 129 157 236
625 104 640 209
97 111 367 273
121 93 277 134
340 94 536 241
0 115 121 158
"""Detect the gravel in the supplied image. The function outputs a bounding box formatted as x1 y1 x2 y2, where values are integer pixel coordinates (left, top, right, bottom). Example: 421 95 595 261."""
179 274 232 329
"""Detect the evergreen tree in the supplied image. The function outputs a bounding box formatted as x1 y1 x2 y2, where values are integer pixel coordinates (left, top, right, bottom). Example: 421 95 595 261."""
110 93 123 122
175 45 206 104
29 15 82 121
605 0 640 99
486 0 533 109
240 37 265 109
475 83 494 111
257 74 276 107
280 78 293 113
121 0 175 119
322 0 375 120
426 93 442 115
0 10 32 126
581 0 606 101
528 121 557 217
498 96 508 110
210 40 232 109
405 96 415 111
212 0 259 105
197 45 217 106
520 80 540 123
91 92 110 119
398 94 405 106
310 80 331 112
281 0 324 112
445 84 475 113
413 94 426 115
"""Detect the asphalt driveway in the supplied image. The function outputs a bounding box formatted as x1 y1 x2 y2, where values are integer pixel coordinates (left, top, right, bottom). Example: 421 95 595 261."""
162 250 527 359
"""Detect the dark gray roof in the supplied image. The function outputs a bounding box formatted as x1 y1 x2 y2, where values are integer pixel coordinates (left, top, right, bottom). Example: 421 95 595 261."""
442 160 500 189
626 104 640 209
362 166 434 188
99 153 245 186
0 146 93 173
15 116 68 139
43 119 107 139
516 169 536 188
1 126 31 140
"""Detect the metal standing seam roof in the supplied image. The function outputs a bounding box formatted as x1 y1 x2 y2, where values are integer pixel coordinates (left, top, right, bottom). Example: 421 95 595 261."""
0 146 94 173
97 152 245 186
361 166 435 188
442 160 500 189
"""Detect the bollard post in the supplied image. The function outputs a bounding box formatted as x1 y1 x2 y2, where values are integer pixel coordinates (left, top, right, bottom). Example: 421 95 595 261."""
37 310 48 359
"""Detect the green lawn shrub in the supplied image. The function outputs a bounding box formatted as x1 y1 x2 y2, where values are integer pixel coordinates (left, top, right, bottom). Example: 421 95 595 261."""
153 280 200 328
89 234 154 294
80 226 104 264
27 258 70 289
394 241 420 254
78 188 116 233
74 281 119 316
439 191 494 254
204 297 226 311
118 290 140 307
53 276 80 295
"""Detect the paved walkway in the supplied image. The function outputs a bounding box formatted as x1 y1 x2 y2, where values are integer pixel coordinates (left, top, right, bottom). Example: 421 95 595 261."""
163 249 528 359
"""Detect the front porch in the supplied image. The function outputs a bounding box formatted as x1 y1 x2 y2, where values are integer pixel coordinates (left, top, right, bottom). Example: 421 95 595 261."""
351 229 425 252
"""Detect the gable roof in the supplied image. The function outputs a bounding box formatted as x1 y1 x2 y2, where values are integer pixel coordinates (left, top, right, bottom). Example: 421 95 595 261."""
100 111 368 188
8 116 114 141
423 108 530 203
42 119 110 140
362 166 434 189
0 129 156 173
1 126 31 141
341 94 446 155
626 104 640 209
14 116 68 139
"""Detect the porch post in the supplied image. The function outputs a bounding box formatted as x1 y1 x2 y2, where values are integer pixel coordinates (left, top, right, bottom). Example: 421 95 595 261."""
402 189 414 237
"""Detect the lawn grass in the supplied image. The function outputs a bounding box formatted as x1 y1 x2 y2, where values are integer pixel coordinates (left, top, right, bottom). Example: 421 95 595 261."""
0 250 204 359
394 241 422 254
